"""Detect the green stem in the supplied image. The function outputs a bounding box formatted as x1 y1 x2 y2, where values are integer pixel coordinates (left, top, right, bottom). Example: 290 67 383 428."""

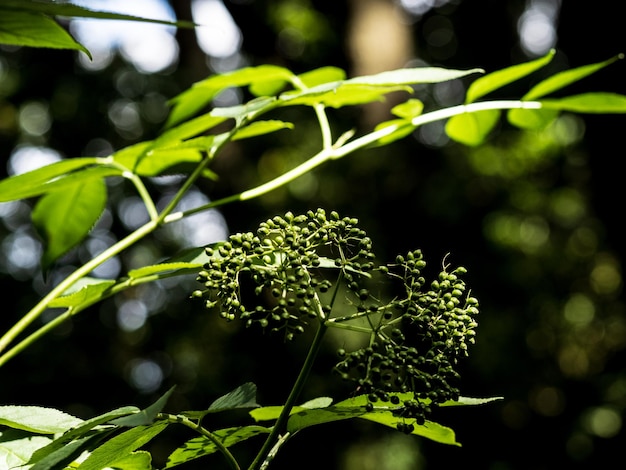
248 322 328 470
126 171 159 221
0 220 158 359
168 100 541 222
160 414 241 470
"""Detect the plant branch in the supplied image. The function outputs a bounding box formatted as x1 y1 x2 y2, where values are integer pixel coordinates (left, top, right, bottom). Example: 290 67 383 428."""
248 322 328 470
164 100 542 222
159 413 241 470
0 220 158 361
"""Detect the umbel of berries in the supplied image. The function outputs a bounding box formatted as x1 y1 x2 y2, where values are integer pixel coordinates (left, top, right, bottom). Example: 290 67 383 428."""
334 250 479 427
192 209 376 341
192 208 479 428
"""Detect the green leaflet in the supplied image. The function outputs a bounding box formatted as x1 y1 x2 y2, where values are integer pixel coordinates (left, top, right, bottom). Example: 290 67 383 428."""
539 92 626 113
48 278 116 308
0 10 89 56
0 430 52 470
109 387 175 427
360 414 460 446
30 433 109 470
232 120 294 140
250 394 501 446
445 109 501 147
0 158 104 203
0 406 82 434
508 54 624 129
297 66 346 87
101 451 152 470
523 54 623 101
32 178 107 269
29 406 141 464
0 1 193 59
465 50 555 103
166 65 295 127
77 422 168 470
164 426 270 469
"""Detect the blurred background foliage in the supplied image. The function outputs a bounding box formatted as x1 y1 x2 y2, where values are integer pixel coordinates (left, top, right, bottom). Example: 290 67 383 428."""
1 0 625 469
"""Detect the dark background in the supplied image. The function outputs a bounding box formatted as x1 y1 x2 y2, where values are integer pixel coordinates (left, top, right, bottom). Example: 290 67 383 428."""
1 1 624 469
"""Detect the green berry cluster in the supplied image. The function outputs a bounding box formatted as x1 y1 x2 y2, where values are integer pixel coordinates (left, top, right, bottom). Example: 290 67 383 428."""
193 209 375 341
192 208 479 428
334 250 479 426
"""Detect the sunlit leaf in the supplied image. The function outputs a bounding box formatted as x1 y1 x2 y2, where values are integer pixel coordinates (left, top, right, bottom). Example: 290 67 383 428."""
105 451 152 470
0 10 90 57
522 54 624 100
439 396 503 407
282 84 413 108
111 141 153 171
286 406 365 433
48 277 116 308
391 99 424 119
371 119 416 146
138 147 207 177
126 247 212 283
32 178 107 268
156 114 228 144
166 66 294 127
232 120 294 140
507 108 560 130
359 413 460 446
465 50 555 103
78 422 168 470
249 396 333 423
298 66 346 88
164 426 270 469
346 67 483 86
540 92 626 113
29 406 140 464
0 406 82 434
445 109 501 146
0 158 101 202
30 433 107 470
210 96 277 120
0 430 52 470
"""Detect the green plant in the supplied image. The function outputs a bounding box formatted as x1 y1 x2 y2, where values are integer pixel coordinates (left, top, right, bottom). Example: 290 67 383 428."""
1 3 626 469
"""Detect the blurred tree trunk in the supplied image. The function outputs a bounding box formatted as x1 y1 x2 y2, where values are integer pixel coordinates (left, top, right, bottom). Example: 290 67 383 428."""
170 0 209 87
346 0 415 128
